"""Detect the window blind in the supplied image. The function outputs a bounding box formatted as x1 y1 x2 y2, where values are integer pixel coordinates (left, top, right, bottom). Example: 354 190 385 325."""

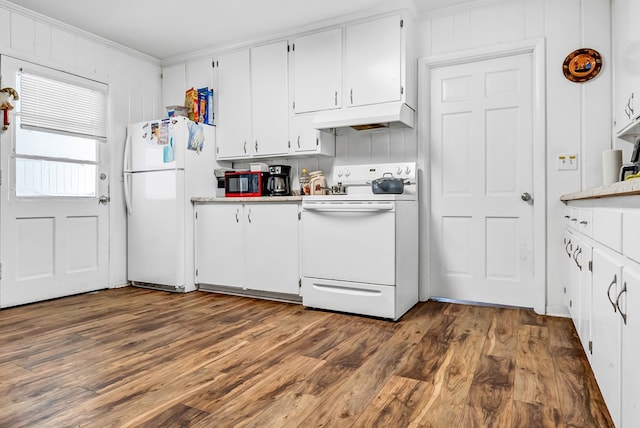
18 71 107 140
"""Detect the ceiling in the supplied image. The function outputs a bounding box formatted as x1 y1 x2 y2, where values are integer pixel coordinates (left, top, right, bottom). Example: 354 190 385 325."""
5 0 471 60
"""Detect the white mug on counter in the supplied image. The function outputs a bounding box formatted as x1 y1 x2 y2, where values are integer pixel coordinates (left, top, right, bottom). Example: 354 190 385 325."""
602 149 622 185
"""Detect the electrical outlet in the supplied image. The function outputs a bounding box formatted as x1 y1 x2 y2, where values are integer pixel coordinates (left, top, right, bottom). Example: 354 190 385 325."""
557 153 578 171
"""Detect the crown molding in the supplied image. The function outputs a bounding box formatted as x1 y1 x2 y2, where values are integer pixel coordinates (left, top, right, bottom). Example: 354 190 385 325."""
0 0 160 64
161 0 419 66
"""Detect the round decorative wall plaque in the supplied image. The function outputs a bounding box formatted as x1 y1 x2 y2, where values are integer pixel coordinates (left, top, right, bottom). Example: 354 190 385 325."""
563 48 602 82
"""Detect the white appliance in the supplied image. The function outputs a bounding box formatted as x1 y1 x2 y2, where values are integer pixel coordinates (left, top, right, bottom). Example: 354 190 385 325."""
300 162 419 320
123 116 217 292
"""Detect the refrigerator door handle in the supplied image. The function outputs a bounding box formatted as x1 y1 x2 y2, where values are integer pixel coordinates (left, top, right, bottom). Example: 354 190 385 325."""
123 172 132 215
123 126 131 173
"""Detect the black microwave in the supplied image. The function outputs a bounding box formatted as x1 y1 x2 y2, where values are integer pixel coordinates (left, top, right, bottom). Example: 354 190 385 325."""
224 171 268 197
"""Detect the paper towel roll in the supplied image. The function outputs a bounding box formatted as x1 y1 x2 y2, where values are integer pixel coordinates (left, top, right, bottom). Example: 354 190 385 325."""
602 149 623 185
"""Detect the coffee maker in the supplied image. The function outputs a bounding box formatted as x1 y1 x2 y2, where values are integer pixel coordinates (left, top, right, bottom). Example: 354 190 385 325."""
620 139 640 181
267 165 291 196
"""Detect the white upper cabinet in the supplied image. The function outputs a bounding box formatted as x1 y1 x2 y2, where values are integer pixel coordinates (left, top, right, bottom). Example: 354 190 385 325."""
290 113 335 156
251 41 290 157
292 28 342 114
216 49 251 159
161 62 186 108
613 0 640 137
345 15 403 107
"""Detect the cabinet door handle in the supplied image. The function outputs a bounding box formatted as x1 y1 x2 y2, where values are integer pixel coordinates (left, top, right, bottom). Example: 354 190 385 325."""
243 141 247 154
334 91 338 106
247 208 252 223
564 215 570 219
574 248 582 271
565 239 572 257
607 274 618 312
350 89 353 104
235 208 239 223
297 135 300 148
616 281 628 325
255 140 258 152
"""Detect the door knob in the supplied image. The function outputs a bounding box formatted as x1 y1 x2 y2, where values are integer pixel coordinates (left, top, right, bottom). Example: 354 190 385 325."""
98 195 110 205
520 192 532 202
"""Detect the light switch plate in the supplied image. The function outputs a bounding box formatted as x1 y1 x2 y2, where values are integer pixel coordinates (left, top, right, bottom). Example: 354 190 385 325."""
557 153 578 170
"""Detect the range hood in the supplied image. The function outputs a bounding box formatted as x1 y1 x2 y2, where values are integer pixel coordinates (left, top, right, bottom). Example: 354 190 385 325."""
313 102 415 131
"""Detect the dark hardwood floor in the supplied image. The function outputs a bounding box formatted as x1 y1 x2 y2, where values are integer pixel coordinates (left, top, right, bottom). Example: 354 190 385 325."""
0 287 613 427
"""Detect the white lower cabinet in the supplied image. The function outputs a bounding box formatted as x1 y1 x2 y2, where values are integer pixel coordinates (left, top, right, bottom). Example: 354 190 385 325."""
195 202 299 296
196 203 244 288
243 204 299 294
565 205 640 428
591 247 623 427
621 265 640 427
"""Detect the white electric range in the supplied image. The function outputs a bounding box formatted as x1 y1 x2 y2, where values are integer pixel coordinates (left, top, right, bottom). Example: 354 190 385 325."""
300 162 419 320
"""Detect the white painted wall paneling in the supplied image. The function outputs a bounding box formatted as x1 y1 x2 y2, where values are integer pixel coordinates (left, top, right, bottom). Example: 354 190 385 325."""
0 3 162 288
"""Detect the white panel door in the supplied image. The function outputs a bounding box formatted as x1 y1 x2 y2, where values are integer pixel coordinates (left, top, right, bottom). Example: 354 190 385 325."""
293 28 342 113
251 41 289 156
216 49 251 159
0 57 109 307
429 53 534 307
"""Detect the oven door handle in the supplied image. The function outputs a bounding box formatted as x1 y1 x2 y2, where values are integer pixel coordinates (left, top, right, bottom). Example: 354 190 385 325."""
302 202 394 212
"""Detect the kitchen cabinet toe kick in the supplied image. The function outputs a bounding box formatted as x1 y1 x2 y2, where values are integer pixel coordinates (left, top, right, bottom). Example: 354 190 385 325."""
198 283 302 304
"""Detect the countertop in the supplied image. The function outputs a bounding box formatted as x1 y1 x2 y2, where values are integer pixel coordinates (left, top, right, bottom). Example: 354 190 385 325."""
560 179 640 202
192 196 303 203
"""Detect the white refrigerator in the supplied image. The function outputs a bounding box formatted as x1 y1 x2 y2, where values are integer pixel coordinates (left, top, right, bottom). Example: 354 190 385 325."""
123 116 217 292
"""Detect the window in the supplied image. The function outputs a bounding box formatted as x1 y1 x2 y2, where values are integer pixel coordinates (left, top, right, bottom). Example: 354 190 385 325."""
15 70 107 197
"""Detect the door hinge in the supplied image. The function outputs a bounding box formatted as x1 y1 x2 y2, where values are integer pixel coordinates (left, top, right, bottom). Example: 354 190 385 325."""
589 260 593 272
212 60 215 68
588 340 593 354
292 43 295 51
287 44 290 52
400 19 404 28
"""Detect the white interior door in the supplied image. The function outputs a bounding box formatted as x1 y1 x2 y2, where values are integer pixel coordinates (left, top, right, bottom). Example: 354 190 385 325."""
0 56 109 307
429 53 535 307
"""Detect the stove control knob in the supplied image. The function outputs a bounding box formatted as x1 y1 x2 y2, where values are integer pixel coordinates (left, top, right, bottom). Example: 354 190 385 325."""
345 169 351 177
396 167 402 175
337 170 343 177
405 166 411 174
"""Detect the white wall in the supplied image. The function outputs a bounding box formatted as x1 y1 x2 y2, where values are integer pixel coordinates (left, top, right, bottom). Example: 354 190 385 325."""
418 0 612 315
0 1 163 287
